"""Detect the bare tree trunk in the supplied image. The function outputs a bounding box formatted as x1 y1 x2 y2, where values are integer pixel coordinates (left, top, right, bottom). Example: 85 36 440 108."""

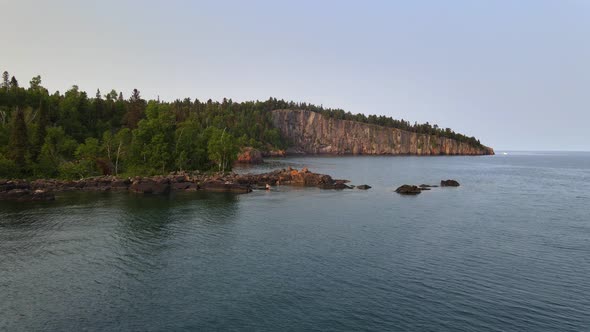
115 142 122 175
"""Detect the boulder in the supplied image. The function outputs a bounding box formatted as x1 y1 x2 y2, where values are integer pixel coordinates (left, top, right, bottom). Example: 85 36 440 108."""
395 185 421 195
356 184 372 190
130 178 171 194
236 147 264 164
441 180 460 187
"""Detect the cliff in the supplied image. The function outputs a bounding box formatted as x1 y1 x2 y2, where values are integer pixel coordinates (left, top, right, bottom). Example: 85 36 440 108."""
272 109 494 156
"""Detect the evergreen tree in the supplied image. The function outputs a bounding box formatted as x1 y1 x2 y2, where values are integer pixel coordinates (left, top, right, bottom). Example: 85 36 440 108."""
124 88 145 129
32 98 49 161
1 71 9 89
10 76 18 88
9 108 28 170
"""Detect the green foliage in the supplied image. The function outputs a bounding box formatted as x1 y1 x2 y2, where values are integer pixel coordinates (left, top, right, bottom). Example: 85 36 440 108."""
74 137 101 177
0 153 18 178
174 119 208 171
128 102 175 174
9 108 28 171
58 161 88 180
207 127 239 172
36 127 78 178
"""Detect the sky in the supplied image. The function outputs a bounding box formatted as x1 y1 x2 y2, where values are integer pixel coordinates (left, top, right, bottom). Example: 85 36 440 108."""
2 0 589 151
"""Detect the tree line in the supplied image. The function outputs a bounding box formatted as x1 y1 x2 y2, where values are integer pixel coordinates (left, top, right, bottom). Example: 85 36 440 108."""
0 71 483 179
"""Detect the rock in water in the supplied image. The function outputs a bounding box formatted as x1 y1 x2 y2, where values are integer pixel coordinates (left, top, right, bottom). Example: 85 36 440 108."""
0 188 55 201
201 181 252 193
356 184 371 190
395 185 422 195
441 180 460 187
319 182 352 190
419 184 438 188
130 177 171 194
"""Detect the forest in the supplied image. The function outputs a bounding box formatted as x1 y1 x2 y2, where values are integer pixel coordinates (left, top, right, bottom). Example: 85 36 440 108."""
0 71 483 179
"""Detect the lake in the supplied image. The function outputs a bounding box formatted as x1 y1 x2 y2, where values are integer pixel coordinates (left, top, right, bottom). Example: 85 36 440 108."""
1 152 589 331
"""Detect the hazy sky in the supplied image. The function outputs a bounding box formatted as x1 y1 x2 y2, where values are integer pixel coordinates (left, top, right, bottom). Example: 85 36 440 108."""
3 0 589 150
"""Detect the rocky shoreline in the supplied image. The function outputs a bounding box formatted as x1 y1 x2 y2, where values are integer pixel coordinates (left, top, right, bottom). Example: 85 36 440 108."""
0 167 354 202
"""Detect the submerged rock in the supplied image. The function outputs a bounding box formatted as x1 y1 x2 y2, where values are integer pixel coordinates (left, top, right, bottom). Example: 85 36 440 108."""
130 177 171 194
419 184 438 188
395 185 422 195
441 180 460 187
200 181 252 193
356 184 372 190
0 188 55 201
319 182 352 190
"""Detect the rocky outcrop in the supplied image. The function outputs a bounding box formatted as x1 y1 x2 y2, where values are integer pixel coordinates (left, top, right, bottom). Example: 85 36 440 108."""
272 109 494 156
236 147 264 164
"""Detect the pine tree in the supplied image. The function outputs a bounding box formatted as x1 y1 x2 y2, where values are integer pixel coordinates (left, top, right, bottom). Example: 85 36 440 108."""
2 71 9 89
124 88 145 129
10 76 18 88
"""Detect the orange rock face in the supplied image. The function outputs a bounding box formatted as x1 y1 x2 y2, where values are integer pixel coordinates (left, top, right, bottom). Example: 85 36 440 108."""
236 147 264 164
271 109 494 156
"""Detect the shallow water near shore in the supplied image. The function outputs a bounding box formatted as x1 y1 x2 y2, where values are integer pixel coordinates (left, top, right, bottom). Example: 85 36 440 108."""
1 152 589 331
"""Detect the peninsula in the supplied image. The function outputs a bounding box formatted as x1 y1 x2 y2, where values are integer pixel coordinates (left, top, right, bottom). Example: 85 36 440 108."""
0 71 493 182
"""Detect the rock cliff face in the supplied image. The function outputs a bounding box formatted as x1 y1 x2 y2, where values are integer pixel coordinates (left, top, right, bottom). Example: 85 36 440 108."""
272 109 494 156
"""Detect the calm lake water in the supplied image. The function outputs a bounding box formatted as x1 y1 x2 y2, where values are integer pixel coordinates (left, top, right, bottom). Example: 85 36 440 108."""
1 152 589 331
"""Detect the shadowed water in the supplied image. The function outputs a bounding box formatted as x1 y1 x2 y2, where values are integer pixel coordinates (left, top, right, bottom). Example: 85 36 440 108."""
1 152 589 331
